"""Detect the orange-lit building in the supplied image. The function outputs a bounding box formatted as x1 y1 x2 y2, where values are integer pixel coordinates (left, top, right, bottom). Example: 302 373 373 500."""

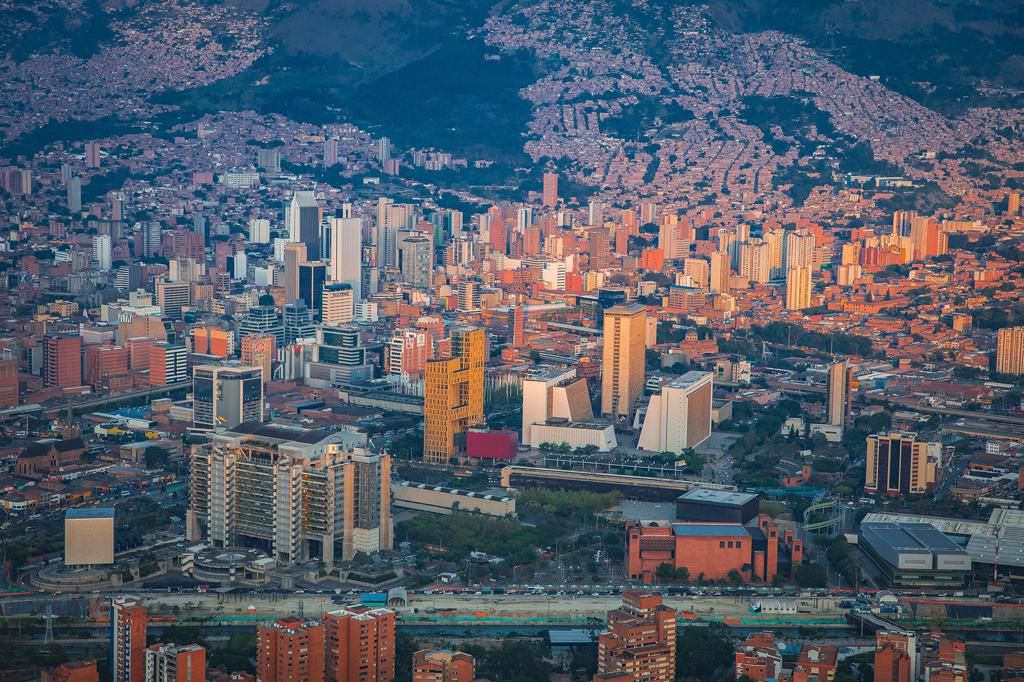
625 514 801 584
597 592 675 682
0 357 19 408
144 643 206 682
412 649 475 682
44 334 82 388
324 607 396 682
241 334 275 384
874 631 915 682
84 344 128 388
111 597 147 682
192 326 232 358
149 343 187 385
257 617 325 682
734 632 782 682
423 327 485 464
41 659 99 682
792 644 837 682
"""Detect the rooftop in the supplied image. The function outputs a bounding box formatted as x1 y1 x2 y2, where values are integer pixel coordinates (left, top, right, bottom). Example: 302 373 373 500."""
665 370 714 390
671 522 749 538
678 488 758 507
861 522 968 555
66 507 115 519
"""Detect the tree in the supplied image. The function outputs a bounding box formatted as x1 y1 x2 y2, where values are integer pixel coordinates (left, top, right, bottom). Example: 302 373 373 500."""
794 563 828 588
144 446 171 470
655 562 676 582
674 566 690 582
728 568 744 584
676 624 735 680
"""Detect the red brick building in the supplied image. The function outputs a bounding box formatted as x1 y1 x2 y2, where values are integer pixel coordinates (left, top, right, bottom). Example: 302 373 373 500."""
43 334 82 388
257 617 325 682
596 592 676 682
734 632 783 682
324 607 396 682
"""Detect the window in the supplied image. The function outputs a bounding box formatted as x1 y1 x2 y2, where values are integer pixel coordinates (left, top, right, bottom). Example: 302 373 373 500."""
736 541 742 549
719 541 725 548
727 541 734 548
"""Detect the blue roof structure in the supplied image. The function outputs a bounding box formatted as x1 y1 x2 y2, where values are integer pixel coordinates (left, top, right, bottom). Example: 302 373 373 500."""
671 523 748 537
66 507 114 519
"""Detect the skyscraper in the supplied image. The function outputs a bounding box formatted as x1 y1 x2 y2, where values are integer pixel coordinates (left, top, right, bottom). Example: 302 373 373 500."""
44 334 82 388
257 617 325 682
784 230 815 272
248 218 271 244
423 327 485 464
283 300 316 344
826 360 853 427
241 335 275 385
190 423 392 567
324 607 397 682
288 191 322 259
86 141 101 168
192 364 264 429
324 138 339 168
111 597 147 682
299 261 327 318
67 176 82 213
785 266 812 311
93 234 112 272
709 251 730 294
283 241 307 306
239 304 284 347
322 283 355 326
637 370 714 453
865 431 935 496
149 343 187 385
996 327 1024 375
601 304 647 422
155 278 191 319
329 217 362 300
542 172 559 207
597 592 676 682
144 643 206 682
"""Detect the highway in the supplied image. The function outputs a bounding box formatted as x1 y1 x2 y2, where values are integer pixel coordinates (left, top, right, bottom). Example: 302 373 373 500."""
39 381 192 418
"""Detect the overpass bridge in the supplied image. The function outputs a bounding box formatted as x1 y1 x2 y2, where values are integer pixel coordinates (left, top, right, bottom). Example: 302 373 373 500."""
500 466 735 501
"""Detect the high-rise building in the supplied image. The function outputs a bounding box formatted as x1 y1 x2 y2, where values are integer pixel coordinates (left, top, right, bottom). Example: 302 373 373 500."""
597 592 676 682
456 280 481 312
423 327 485 464
283 300 317 344
588 228 613 270
86 141 101 168
511 304 525 347
377 137 391 164
191 327 232 358
329 217 362 300
257 617 325 682
785 266 812 311
542 172 559 207
67 176 82 213
784 230 815 272
190 423 392 566
287 192 321 259
149 343 187 385
156 278 191 320
521 366 593 446
307 325 375 387
865 431 936 496
826 360 853 427
94 234 112 271
739 239 772 284
682 258 710 291
257 148 282 173
0 357 19 408
144 643 206 682
324 138 339 168
910 216 947 261
192 364 264 429
388 329 434 385
283 241 307 306
111 597 147 682
397 234 433 288
601 304 647 423
240 304 284 348
241 335 275 385
412 649 475 682
324 607 397 682
637 370 713 453
996 327 1024 375
65 508 114 566
709 251 729 294
322 283 355 326
44 334 82 388
299 261 327 318
249 218 271 244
